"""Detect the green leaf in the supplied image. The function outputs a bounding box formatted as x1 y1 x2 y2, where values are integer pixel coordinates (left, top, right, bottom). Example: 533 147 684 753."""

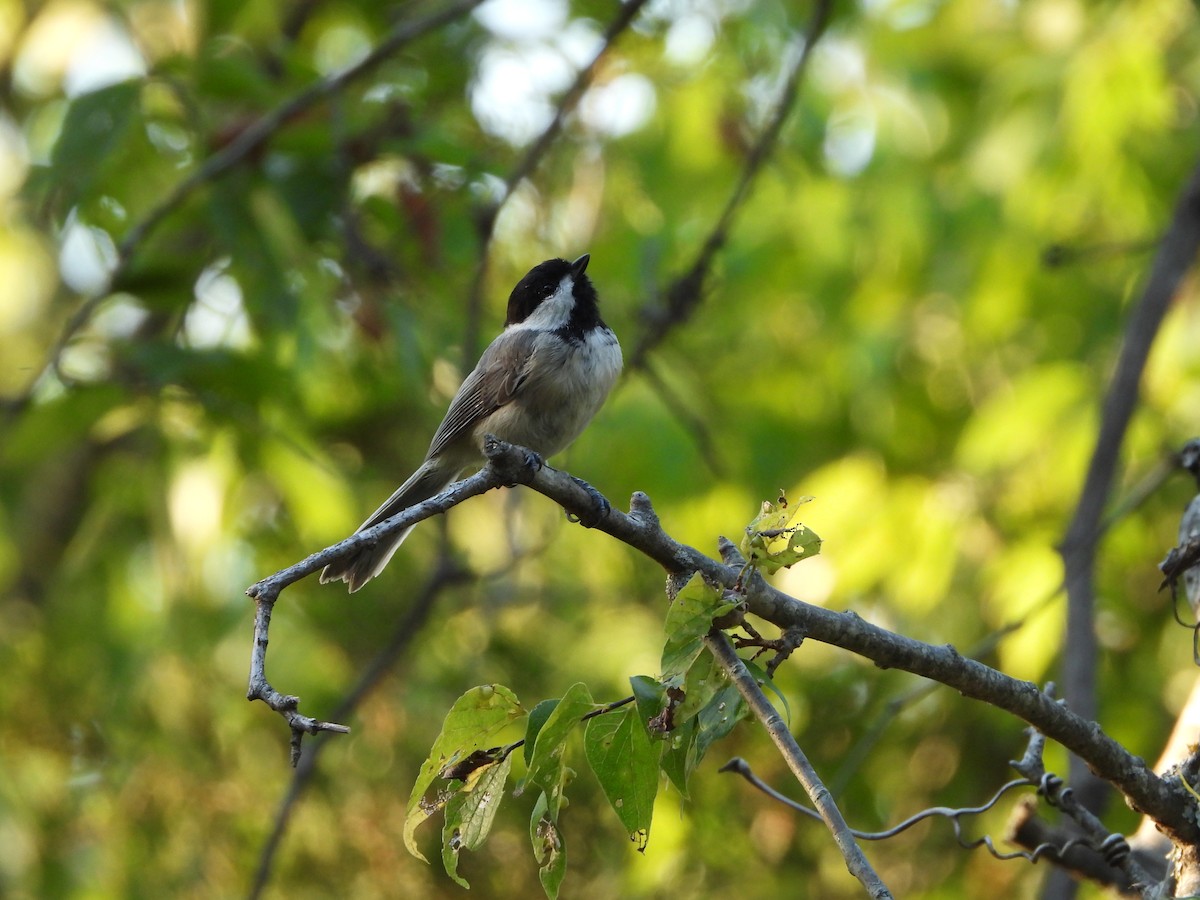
661 574 736 681
659 718 697 798
629 675 665 728
51 81 141 203
521 687 594 900
442 752 514 888
661 677 744 796
740 494 822 575
693 684 747 763
523 698 561 768
583 705 658 851
404 684 524 862
675 648 726 725
530 790 568 899
525 683 595 807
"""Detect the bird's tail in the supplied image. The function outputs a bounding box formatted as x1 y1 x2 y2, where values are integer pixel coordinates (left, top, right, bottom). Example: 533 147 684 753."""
320 461 457 593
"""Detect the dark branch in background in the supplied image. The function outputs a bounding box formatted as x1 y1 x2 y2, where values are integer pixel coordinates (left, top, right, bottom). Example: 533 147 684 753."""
249 548 470 900
1058 156 1200 821
706 631 893 899
1040 237 1158 269
498 0 649 208
1007 799 1152 896
461 0 651 361
628 0 833 369
638 360 726 476
12 0 485 416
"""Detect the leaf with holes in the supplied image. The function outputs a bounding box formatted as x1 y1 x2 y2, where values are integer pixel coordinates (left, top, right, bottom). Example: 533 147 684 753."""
524 682 595 811
530 789 568 899
740 494 822 575
583 704 658 851
441 752 514 888
404 684 524 862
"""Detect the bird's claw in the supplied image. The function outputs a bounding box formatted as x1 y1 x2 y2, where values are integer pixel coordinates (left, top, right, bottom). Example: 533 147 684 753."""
567 476 610 527
523 449 544 471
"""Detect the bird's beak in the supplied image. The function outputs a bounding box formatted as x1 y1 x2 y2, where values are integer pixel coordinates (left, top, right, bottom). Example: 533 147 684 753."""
571 254 590 277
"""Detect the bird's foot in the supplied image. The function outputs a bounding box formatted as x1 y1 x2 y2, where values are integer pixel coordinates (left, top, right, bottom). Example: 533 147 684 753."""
567 476 610 528
523 448 544 471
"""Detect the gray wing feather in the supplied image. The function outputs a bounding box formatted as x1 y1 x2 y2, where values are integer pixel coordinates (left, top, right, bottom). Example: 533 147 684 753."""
426 329 539 460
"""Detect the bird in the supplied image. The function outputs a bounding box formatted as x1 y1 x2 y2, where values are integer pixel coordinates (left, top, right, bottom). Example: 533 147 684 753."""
1177 439 1200 617
320 254 622 592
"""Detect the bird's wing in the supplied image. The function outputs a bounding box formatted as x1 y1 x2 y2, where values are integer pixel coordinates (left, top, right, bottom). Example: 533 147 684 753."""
426 328 539 460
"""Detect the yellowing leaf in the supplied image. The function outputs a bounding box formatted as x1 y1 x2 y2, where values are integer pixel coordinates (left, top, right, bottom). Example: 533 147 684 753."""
740 494 822 576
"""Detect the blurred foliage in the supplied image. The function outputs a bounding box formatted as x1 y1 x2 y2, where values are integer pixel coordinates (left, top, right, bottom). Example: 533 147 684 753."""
2 0 1200 897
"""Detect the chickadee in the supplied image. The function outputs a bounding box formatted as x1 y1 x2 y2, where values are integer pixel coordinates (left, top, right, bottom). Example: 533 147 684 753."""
321 254 622 592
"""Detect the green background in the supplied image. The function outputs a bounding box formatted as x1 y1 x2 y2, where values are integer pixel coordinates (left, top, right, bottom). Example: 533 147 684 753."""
2 0 1199 896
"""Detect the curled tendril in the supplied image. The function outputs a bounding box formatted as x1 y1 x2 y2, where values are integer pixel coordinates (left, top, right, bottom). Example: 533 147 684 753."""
721 758 1113 865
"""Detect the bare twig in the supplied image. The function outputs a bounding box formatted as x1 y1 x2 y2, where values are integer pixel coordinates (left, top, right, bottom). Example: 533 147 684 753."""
249 548 470 898
246 594 351 766
705 631 893 899
629 0 833 368
1059 155 1200 814
243 447 520 751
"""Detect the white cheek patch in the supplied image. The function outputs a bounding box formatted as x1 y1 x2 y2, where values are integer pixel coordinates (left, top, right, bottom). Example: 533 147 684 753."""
507 277 575 332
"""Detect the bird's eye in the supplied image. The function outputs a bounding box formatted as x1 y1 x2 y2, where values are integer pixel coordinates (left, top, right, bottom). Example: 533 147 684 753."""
542 281 556 297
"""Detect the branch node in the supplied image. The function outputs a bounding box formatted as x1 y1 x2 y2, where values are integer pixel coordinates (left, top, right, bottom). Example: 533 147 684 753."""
628 491 660 527
716 535 746 566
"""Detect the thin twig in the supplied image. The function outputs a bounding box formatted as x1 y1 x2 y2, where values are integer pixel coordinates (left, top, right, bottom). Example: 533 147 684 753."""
243 448 517 751
248 548 470 898
246 593 351 765
705 629 893 899
724 757 1038 856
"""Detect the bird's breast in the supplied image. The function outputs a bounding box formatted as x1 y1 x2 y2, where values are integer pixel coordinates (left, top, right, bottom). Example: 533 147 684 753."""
476 328 621 458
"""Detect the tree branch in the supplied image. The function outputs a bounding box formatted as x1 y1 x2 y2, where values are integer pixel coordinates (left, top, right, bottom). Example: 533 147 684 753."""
1059 155 1200 812
706 630 893 899
1009 727 1158 897
245 438 1197 844
243 448 521 755
249 548 470 897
